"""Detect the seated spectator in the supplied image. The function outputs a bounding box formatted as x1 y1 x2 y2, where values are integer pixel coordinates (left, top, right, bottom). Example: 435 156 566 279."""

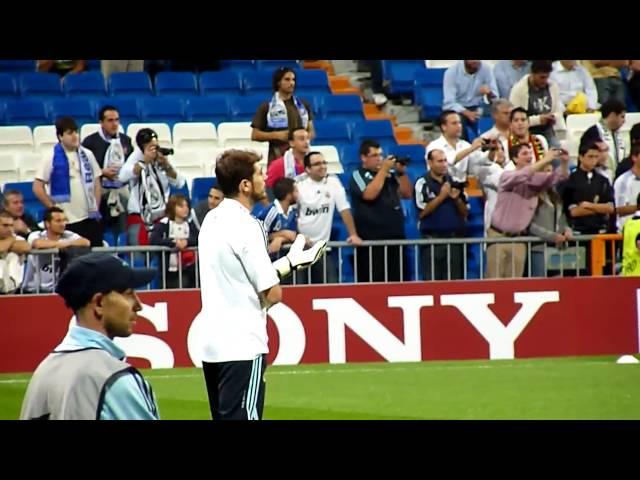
33 117 103 247
486 144 569 278
581 99 627 177
621 207 640 276
82 105 134 244
349 140 411 283
119 128 187 247
550 60 599 113
101 60 145 80
510 60 564 147
192 184 223 230
528 164 572 277
2 190 40 238
266 127 310 189
414 149 469 280
503 107 549 167
0 210 30 294
22 207 90 293
297 151 362 284
251 67 315 163
443 60 498 140
613 144 640 233
38 60 86 77
493 60 530 99
150 194 198 289
581 60 629 105
615 123 640 179
480 99 513 143
257 178 299 258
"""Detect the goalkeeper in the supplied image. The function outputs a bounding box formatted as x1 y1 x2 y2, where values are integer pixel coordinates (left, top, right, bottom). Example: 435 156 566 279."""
190 149 326 420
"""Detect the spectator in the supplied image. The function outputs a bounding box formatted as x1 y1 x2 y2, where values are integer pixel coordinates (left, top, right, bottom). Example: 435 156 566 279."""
528 164 572 277
414 149 469 280
472 140 507 237
100 60 145 80
82 105 134 244
150 194 198 289
510 60 564 147
493 60 530 100
297 151 362 283
257 178 299 259
119 128 187 247
613 144 640 232
0 210 30 294
443 60 498 140
2 190 40 238
581 60 629 105
349 140 411 282
581 99 627 176
265 127 310 189
486 144 569 278
480 99 513 143
621 208 640 276
33 117 103 247
426 110 488 183
562 142 615 274
550 60 599 113
503 107 549 167
37 60 86 77
615 123 640 179
251 67 315 163
628 60 640 112
192 184 223 230
22 207 90 293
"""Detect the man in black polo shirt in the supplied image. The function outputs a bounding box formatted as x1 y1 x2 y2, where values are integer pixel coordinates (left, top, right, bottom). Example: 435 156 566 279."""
251 67 316 164
82 105 134 243
562 141 615 274
415 149 468 280
349 139 413 282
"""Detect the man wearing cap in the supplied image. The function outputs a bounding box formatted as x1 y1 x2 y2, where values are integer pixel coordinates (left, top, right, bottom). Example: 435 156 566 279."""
20 253 160 420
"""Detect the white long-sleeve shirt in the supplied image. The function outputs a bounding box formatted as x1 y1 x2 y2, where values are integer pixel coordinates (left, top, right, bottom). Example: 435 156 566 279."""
550 61 599 110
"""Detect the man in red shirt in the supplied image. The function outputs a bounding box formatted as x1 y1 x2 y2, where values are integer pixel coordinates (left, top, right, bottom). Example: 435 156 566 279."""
265 127 310 189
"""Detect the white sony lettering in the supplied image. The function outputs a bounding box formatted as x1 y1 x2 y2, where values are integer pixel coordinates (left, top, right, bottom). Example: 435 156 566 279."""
268 303 306 365
69 302 175 368
313 296 434 363
440 291 560 359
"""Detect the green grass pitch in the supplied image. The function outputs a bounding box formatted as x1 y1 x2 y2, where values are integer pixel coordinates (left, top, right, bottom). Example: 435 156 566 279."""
1 356 639 419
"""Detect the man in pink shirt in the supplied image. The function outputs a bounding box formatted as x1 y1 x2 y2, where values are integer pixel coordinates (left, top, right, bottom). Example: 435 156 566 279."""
265 127 310 190
486 143 569 278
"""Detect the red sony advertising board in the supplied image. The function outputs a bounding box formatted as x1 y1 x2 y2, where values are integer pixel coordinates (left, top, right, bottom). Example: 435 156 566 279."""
0 277 638 373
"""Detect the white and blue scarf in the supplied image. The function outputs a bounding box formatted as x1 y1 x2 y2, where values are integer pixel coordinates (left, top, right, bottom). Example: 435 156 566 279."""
266 92 309 130
98 128 126 189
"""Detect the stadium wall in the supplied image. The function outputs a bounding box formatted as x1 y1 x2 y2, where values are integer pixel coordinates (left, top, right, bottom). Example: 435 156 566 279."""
1 277 638 373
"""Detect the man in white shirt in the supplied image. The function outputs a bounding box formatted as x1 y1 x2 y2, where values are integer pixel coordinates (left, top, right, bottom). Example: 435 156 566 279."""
480 99 513 143
119 128 187 247
188 149 326 420
0 210 30 294
613 144 640 232
550 60 599 113
33 117 103 246
22 206 90 293
296 151 362 284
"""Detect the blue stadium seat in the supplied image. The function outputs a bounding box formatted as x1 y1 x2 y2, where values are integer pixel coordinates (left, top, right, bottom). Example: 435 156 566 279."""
0 102 6 124
230 95 265 122
220 60 256 71
478 116 494 134
19 73 62 98
155 72 198 97
48 98 96 125
185 97 230 125
386 61 426 96
416 87 443 121
340 144 361 170
85 60 101 71
313 119 351 146
255 60 300 71
0 60 36 72
5 99 48 129
351 119 396 144
169 182 190 199
295 70 331 95
0 73 18 99
199 71 242 96
320 95 364 121
140 97 185 126
63 71 106 97
96 97 140 126
414 68 446 88
242 70 273 95
191 177 217 205
109 72 153 97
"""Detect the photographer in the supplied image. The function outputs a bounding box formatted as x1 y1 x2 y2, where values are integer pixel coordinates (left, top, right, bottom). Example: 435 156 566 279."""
486 144 569 278
349 140 412 282
415 149 469 280
119 128 187 247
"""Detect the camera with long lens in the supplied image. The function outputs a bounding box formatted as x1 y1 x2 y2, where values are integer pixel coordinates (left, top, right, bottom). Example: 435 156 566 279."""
157 147 174 156
481 138 497 152
390 155 410 166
